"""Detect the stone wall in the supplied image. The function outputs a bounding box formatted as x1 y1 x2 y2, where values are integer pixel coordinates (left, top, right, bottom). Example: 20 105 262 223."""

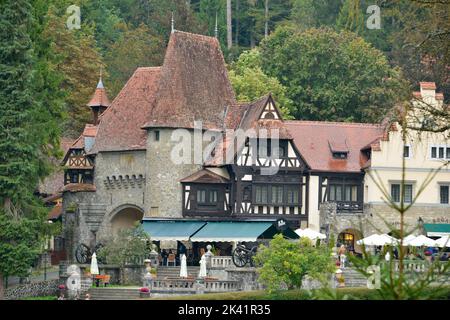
5 279 59 300
146 128 202 218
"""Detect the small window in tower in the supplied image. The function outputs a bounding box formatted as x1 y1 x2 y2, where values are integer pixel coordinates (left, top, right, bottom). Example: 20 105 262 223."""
154 131 160 141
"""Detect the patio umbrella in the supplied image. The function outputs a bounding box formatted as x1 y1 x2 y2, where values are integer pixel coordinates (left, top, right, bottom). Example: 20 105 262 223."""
399 234 417 245
198 255 207 278
405 235 436 247
90 252 99 276
356 234 383 246
379 234 398 245
179 254 188 278
295 228 326 240
435 236 450 248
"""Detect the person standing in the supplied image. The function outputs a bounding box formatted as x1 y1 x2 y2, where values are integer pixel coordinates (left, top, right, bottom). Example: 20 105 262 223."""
338 245 347 268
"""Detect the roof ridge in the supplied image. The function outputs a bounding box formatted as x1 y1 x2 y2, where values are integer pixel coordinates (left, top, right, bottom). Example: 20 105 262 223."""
285 120 381 127
173 30 218 42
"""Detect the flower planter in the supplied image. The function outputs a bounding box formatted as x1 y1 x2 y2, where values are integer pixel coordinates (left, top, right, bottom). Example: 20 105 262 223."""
139 291 150 298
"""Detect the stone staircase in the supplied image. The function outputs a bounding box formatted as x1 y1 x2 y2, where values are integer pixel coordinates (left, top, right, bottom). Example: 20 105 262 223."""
89 287 141 300
156 266 200 279
341 268 369 288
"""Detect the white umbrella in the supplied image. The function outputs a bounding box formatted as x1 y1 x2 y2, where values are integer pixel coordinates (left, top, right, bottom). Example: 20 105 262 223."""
198 255 207 278
434 236 450 248
295 228 326 240
90 252 99 275
357 234 383 246
179 254 188 278
400 234 417 245
379 234 398 245
405 235 436 247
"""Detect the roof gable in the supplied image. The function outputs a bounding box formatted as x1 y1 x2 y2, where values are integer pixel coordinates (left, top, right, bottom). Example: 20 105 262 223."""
180 169 230 184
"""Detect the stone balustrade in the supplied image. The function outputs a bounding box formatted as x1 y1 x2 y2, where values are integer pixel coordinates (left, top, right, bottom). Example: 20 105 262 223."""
383 260 449 273
204 279 241 292
150 278 241 294
211 256 233 269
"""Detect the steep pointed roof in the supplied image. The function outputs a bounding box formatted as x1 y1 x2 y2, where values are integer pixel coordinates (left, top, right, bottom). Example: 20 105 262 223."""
87 78 111 108
91 67 162 153
143 31 236 130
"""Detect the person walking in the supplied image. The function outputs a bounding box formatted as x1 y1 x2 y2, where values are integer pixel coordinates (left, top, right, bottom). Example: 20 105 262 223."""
338 245 347 269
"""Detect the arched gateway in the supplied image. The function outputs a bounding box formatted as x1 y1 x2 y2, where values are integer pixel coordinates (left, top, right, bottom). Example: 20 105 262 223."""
109 204 144 235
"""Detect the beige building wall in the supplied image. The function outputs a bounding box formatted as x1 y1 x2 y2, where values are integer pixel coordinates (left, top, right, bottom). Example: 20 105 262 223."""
366 106 450 207
308 175 321 231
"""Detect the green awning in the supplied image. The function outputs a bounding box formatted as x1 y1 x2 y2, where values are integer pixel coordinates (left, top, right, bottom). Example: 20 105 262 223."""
424 223 450 237
190 221 279 242
142 220 206 241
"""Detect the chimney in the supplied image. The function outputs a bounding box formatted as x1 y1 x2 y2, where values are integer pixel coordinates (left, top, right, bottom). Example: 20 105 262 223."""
419 82 436 99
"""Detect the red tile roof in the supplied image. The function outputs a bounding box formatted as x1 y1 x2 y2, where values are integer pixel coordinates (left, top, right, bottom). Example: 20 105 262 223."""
92 67 162 153
285 121 384 172
143 31 236 130
435 93 444 100
419 82 436 90
87 79 111 107
180 169 229 183
48 203 62 220
62 183 96 193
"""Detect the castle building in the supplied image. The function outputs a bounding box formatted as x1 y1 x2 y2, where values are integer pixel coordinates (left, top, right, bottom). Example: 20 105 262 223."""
61 31 449 260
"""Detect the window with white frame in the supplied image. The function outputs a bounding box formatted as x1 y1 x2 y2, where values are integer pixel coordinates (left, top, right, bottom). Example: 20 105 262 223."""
430 145 450 160
403 145 411 158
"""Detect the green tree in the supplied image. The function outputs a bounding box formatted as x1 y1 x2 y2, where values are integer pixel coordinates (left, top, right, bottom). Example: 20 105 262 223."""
97 225 151 284
260 26 407 122
229 49 293 117
104 23 164 98
42 7 104 136
254 235 334 292
290 0 343 29
0 214 47 299
0 0 62 299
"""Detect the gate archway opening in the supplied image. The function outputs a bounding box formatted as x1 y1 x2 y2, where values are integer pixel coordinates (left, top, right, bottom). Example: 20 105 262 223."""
337 228 363 254
110 206 144 235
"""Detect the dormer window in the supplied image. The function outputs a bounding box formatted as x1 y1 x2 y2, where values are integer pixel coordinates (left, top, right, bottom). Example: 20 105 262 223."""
328 139 349 160
332 152 348 159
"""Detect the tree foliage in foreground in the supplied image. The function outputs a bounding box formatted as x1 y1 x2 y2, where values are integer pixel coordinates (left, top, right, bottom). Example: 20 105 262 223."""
228 49 293 118
97 224 151 268
259 26 408 122
254 235 334 292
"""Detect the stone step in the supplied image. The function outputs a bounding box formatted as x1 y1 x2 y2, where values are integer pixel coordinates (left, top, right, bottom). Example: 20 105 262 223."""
89 288 141 300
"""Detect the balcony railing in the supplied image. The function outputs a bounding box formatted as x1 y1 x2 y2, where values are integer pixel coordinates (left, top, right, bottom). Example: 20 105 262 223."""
334 201 363 213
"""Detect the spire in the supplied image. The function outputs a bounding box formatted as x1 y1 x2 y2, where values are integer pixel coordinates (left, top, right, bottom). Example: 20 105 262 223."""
214 12 218 39
97 66 104 89
171 11 175 34
87 69 111 125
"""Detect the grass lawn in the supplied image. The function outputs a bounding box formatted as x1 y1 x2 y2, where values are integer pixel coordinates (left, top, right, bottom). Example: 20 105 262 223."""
20 296 57 300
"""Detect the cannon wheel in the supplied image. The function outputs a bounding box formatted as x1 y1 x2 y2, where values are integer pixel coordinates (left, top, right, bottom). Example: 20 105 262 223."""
232 247 248 267
75 243 90 264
